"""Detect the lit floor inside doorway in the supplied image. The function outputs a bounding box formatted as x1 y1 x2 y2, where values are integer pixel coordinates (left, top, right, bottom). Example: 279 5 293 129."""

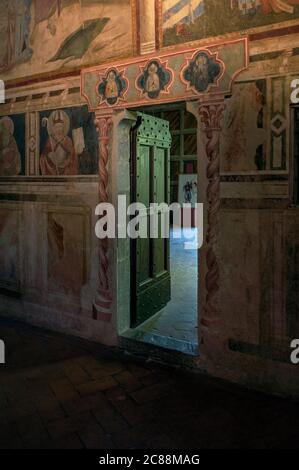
125 228 198 355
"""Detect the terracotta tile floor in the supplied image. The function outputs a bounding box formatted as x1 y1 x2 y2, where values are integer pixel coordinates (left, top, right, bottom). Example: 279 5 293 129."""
1 317 299 449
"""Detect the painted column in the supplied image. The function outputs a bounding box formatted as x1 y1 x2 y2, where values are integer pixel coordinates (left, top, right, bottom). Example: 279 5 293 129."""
93 111 113 322
198 100 225 343
139 0 156 55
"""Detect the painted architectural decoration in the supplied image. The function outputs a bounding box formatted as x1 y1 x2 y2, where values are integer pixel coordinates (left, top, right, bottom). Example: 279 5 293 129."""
40 106 98 176
221 80 267 172
0 114 25 177
162 0 299 46
82 39 247 110
98 68 128 106
1 0 135 82
181 50 222 93
136 59 173 99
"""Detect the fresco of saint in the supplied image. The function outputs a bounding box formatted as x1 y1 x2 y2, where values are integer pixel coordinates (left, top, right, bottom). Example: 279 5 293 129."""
40 110 78 176
105 71 119 100
193 54 210 91
182 51 221 93
145 63 161 93
137 60 172 99
0 117 21 177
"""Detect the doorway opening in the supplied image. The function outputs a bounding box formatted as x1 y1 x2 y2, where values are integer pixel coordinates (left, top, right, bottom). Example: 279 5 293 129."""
122 103 199 356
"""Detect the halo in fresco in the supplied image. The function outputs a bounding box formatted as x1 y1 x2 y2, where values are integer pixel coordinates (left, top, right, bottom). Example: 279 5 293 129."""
97 68 129 106
181 50 223 94
136 59 173 99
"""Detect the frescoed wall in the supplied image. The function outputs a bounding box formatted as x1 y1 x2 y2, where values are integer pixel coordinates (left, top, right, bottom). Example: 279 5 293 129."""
162 0 299 47
39 106 98 176
0 0 32 73
1 0 135 83
47 211 88 297
1 1 299 401
0 114 25 176
221 80 267 172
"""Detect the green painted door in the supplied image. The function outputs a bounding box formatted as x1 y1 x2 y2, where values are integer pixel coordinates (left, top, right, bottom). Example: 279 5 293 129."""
131 113 172 327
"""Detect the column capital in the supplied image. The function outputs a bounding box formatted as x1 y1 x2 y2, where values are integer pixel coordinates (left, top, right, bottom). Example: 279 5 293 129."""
94 111 113 136
198 102 225 133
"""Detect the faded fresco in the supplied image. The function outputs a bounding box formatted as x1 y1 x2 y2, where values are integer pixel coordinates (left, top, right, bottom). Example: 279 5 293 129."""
0 210 20 290
40 106 98 176
98 68 128 106
182 50 222 93
48 212 86 296
162 0 299 46
0 114 25 176
1 0 134 82
220 81 267 172
136 60 172 99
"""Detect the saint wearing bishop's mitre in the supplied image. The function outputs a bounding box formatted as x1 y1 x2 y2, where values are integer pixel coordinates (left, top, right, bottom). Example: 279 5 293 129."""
40 110 78 176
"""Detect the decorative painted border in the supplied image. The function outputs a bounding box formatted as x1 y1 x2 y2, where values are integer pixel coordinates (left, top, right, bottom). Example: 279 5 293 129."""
81 37 249 112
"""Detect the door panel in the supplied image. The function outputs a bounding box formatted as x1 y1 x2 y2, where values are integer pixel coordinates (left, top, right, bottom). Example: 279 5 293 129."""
131 113 172 327
137 145 151 207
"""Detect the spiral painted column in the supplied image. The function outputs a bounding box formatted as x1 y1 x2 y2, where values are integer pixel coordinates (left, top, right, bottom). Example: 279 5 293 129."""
198 102 225 324
93 112 113 322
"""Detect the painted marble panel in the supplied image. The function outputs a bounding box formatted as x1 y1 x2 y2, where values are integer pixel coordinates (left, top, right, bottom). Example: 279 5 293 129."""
162 0 299 47
1 0 134 82
47 211 87 296
0 209 20 290
220 80 267 172
0 114 26 176
39 106 98 176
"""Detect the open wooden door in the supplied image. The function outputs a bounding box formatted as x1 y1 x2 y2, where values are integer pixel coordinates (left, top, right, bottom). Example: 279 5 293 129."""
131 113 172 327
